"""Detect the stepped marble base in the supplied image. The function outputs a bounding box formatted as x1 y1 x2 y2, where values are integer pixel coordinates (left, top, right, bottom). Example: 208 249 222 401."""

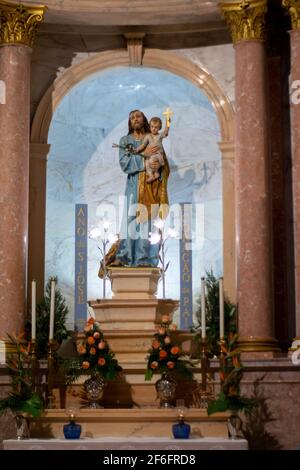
27 408 230 440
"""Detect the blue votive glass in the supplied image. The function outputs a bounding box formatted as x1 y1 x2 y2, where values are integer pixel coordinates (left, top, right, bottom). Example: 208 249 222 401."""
172 418 191 439
63 419 81 439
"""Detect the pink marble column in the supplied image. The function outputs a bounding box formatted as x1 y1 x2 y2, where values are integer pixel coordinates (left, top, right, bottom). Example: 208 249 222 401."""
221 0 279 352
235 40 278 352
0 44 31 336
0 2 45 338
290 28 300 340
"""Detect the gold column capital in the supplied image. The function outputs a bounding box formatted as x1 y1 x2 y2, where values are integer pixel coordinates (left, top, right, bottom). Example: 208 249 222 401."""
283 0 300 29
0 1 46 48
219 0 267 44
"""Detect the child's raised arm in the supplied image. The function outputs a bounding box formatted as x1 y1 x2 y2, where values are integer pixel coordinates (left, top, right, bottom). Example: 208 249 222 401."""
162 119 170 138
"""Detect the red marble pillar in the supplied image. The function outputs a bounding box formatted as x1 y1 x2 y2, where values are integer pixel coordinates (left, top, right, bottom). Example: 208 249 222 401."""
290 28 300 341
221 0 279 352
0 2 45 337
0 45 31 335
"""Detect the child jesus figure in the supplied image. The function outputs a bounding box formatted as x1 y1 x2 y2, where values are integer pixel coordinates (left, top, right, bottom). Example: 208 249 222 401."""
134 115 170 183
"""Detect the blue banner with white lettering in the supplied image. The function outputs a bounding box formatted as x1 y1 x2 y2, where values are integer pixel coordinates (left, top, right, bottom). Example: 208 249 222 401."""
75 204 88 330
179 203 193 330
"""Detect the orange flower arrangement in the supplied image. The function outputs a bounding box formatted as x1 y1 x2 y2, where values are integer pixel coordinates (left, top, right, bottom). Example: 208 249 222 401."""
66 317 122 382
145 315 193 380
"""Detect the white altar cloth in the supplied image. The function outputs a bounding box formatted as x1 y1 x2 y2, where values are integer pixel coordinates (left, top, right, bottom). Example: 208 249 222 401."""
3 437 248 450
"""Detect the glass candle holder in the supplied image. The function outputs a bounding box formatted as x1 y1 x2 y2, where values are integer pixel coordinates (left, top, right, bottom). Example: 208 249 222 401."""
172 408 191 439
63 408 81 439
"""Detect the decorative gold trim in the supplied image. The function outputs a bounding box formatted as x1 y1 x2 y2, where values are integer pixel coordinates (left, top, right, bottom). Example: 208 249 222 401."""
238 337 281 352
283 0 300 29
219 0 267 44
0 1 46 47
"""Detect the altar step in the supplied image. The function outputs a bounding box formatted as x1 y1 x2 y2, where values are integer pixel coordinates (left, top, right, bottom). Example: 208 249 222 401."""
53 367 207 409
29 408 229 439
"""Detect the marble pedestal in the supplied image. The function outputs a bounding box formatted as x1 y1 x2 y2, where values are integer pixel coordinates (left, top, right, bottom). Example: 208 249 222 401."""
89 267 182 367
85 267 194 406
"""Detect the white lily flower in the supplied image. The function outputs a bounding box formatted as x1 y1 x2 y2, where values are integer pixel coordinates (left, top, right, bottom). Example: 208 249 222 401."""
108 233 118 244
103 220 112 230
89 227 101 239
154 218 165 230
149 232 161 245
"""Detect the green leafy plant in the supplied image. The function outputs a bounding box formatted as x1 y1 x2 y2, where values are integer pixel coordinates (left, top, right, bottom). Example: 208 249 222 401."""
0 333 43 418
241 378 282 450
207 333 256 415
65 317 122 383
194 271 237 358
35 277 70 358
145 315 193 381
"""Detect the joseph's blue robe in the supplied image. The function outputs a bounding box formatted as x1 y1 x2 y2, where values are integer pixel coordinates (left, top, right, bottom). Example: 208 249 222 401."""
116 134 160 267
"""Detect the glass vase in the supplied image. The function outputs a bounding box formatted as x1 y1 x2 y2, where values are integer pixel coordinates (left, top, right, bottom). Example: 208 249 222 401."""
15 414 30 440
84 374 105 408
155 372 176 408
227 411 242 439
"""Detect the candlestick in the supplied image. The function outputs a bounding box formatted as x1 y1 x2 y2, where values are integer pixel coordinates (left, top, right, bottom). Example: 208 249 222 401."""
49 279 56 341
200 337 207 391
201 277 206 339
30 339 38 391
31 279 36 340
47 340 56 408
219 277 224 339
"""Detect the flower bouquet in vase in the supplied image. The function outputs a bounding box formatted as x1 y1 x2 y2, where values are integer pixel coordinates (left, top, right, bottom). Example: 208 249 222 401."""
65 317 122 408
145 315 193 408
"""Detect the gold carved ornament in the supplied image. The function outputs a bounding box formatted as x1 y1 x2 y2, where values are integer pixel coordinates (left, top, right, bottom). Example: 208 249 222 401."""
0 1 46 48
282 0 300 29
219 0 267 44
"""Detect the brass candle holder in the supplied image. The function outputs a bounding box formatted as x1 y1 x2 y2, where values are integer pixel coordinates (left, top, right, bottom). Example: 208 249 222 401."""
201 338 209 389
47 340 56 409
219 337 226 367
30 339 38 391
192 337 214 408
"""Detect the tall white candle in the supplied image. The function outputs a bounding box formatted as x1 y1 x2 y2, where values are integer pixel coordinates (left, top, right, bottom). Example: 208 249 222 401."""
219 277 224 339
201 277 206 339
49 279 56 341
31 280 36 340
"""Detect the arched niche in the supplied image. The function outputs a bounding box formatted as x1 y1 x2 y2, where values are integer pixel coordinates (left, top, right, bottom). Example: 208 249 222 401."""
29 48 235 304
